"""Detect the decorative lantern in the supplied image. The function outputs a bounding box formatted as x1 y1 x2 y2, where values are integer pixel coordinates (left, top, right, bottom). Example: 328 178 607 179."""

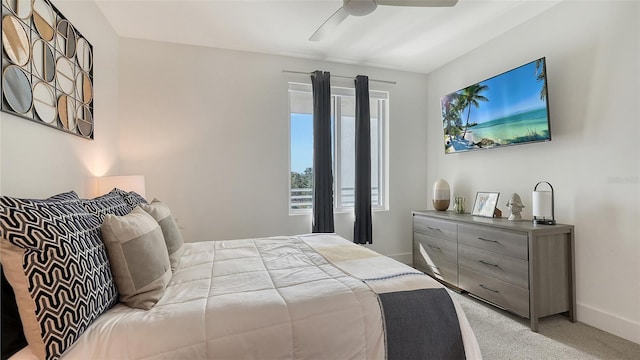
532 181 556 225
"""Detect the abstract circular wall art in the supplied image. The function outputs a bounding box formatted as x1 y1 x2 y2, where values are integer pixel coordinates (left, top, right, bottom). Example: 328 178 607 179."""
2 65 32 114
32 39 56 82
2 15 30 66
1 0 94 139
32 81 57 124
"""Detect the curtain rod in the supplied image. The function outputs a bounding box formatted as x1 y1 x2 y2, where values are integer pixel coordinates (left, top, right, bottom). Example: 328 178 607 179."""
282 70 396 85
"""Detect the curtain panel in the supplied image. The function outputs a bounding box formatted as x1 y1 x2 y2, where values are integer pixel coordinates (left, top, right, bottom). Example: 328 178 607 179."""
311 71 335 233
354 75 372 244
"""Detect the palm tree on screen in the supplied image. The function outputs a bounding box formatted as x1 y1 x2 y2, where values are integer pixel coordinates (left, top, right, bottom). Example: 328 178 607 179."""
535 59 547 101
460 83 489 140
442 93 462 144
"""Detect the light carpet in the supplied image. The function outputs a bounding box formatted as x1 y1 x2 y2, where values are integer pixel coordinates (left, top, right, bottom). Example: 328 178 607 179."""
449 291 640 360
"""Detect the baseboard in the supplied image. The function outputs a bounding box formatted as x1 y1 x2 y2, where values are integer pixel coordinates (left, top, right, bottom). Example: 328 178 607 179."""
577 303 640 344
388 252 412 266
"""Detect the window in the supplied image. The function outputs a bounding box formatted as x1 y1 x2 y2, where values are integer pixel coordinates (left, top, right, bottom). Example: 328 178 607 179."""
288 82 388 214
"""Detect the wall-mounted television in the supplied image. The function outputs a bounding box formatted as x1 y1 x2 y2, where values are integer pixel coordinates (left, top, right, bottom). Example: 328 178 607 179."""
441 57 551 154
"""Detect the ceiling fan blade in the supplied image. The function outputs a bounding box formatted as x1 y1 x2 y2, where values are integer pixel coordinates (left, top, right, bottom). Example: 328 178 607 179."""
309 7 350 41
375 0 458 7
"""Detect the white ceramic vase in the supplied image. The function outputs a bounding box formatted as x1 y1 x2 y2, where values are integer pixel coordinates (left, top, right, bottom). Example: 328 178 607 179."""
433 179 450 211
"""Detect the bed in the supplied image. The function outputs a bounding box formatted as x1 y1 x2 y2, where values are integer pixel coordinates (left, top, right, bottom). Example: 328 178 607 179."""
1 190 481 360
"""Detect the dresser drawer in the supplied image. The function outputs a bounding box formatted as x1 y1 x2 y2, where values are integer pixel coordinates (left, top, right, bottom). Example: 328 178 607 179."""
413 232 457 264
413 215 457 241
459 267 529 318
413 251 458 286
458 224 528 260
458 244 529 289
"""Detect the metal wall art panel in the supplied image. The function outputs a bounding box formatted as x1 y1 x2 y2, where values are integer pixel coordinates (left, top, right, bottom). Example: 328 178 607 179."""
1 0 94 139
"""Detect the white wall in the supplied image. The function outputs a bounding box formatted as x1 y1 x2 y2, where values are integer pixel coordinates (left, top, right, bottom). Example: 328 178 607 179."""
426 1 639 344
117 39 429 261
0 1 120 198
3 0 633 345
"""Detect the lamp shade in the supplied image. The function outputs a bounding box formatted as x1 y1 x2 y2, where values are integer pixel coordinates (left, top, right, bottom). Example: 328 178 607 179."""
532 181 555 225
97 175 146 198
532 191 552 218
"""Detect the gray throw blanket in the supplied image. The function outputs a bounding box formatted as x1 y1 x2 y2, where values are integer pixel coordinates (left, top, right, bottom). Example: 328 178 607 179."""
378 288 466 360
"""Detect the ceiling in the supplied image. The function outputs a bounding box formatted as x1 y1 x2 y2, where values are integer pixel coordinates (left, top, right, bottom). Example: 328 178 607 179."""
94 0 562 74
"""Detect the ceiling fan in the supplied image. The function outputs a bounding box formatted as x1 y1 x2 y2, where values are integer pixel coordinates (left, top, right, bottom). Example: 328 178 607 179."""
309 0 459 41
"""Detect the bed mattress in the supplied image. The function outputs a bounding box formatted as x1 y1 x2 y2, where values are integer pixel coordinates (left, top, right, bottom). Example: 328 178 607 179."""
10 234 481 359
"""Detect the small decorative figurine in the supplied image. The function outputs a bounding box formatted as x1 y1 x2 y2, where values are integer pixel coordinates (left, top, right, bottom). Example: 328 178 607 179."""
506 193 525 220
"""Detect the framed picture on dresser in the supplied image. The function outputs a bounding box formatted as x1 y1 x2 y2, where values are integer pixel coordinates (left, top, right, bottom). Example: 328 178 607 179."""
471 192 499 217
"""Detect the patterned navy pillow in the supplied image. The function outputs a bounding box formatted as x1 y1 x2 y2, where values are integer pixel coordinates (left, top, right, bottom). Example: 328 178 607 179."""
45 190 80 201
1 267 27 360
81 189 131 222
0 191 79 360
0 194 118 360
112 188 148 211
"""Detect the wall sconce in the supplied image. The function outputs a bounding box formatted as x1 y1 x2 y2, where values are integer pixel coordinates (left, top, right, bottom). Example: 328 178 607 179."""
97 175 146 198
532 181 555 225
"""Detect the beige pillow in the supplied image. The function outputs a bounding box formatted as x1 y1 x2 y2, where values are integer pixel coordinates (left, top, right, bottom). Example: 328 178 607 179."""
101 207 172 310
139 199 185 271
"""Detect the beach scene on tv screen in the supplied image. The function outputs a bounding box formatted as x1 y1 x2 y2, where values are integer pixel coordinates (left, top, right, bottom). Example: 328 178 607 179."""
441 58 550 153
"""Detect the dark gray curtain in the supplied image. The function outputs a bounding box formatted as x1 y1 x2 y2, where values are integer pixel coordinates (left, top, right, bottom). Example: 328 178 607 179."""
311 70 334 233
354 75 372 244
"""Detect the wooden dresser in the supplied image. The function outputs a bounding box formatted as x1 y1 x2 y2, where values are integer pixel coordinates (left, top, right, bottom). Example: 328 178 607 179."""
412 210 576 331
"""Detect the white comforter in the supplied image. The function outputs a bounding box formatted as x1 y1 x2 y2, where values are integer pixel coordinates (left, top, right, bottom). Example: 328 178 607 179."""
14 234 481 359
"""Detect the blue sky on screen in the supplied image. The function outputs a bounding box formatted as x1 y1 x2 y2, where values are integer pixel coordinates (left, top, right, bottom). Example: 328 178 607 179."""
290 113 313 173
466 61 546 124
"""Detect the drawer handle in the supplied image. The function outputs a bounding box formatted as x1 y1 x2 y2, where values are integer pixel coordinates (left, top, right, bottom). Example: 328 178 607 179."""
479 260 501 269
478 237 499 243
427 244 442 252
427 226 442 232
479 284 500 293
